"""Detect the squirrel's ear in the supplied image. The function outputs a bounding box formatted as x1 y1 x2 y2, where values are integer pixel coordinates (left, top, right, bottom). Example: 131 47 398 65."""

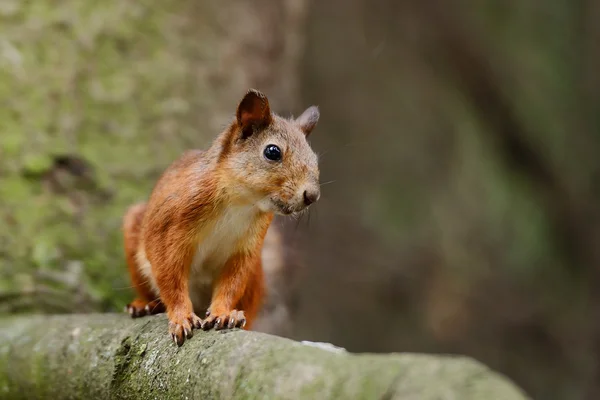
236 89 272 138
295 106 320 137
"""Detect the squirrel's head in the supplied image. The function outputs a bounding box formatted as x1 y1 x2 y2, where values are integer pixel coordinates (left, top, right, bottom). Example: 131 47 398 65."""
218 89 321 216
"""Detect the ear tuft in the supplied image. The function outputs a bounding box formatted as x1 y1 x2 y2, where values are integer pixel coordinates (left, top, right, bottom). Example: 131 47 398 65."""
295 105 320 137
236 89 272 138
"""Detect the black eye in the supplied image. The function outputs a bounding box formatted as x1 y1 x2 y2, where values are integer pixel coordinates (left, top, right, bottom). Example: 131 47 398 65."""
263 144 282 161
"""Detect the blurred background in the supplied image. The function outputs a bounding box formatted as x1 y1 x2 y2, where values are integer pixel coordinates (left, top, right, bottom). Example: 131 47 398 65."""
1 1 599 399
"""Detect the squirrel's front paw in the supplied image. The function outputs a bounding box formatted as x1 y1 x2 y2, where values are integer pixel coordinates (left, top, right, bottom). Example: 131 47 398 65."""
201 309 246 330
168 312 203 346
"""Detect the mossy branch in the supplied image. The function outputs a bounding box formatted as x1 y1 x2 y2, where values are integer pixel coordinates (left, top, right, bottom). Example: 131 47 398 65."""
0 314 529 400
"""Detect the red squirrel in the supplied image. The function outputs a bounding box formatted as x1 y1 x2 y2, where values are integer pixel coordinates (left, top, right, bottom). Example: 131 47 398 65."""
122 89 320 346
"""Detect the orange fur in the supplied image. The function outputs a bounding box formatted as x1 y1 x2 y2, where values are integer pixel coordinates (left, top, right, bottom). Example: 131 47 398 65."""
123 204 155 301
203 214 271 330
121 89 321 346
233 253 266 330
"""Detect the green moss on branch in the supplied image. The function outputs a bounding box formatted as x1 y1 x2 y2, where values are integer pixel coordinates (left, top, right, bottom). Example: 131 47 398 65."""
0 314 529 399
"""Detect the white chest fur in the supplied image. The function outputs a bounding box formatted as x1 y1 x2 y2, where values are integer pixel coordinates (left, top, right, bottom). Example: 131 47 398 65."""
187 205 258 310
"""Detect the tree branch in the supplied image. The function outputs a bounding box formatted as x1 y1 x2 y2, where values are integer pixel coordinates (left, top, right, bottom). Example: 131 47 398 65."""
0 314 529 399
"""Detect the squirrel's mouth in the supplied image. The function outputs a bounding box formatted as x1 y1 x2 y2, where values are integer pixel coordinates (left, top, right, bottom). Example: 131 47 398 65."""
270 198 305 216
275 204 295 216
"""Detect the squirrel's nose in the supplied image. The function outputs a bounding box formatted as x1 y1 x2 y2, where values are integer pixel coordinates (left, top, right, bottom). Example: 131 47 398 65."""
303 189 320 206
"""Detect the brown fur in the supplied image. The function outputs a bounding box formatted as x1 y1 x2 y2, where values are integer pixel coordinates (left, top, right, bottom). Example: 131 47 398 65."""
122 89 320 346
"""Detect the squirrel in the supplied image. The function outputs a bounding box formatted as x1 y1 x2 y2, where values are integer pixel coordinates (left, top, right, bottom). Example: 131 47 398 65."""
121 89 320 346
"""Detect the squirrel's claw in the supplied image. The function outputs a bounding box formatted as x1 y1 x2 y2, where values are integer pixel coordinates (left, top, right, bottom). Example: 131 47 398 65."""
168 312 202 346
125 298 165 318
201 309 246 331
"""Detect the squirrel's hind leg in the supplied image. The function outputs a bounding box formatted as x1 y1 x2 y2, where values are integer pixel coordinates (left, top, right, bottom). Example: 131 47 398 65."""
125 298 165 318
122 202 163 318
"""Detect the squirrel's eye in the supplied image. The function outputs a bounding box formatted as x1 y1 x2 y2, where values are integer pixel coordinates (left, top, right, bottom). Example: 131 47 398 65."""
263 144 282 161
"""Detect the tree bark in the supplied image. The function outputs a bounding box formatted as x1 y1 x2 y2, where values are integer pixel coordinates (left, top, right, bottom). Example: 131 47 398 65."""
0 314 529 400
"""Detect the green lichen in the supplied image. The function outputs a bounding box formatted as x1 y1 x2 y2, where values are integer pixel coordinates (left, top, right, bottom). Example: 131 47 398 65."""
0 313 534 399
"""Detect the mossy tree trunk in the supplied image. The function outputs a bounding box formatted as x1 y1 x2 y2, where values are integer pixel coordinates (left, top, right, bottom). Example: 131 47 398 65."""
0 0 308 329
